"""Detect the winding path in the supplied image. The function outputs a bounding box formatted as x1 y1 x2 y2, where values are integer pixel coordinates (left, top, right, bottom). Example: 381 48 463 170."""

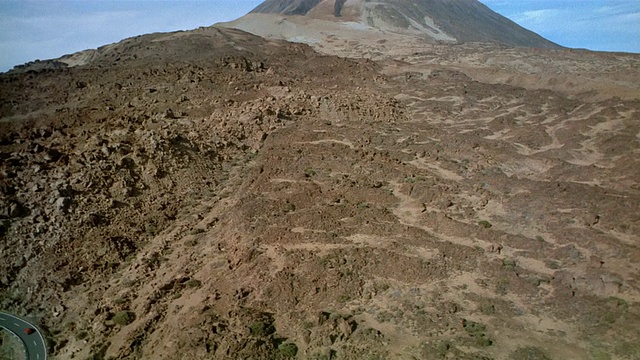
0 312 47 360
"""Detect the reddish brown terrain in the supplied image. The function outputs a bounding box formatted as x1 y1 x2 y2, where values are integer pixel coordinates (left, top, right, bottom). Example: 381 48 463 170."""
1 1 640 360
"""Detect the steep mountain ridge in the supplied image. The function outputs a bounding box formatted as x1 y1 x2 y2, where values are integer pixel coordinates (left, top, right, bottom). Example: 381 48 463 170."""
252 0 323 16
246 0 561 48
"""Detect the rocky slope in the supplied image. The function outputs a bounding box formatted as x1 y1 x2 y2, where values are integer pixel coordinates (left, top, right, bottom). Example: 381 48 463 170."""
2 5 640 360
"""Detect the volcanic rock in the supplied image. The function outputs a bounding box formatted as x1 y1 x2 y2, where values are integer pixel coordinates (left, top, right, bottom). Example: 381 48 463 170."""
1 2 639 360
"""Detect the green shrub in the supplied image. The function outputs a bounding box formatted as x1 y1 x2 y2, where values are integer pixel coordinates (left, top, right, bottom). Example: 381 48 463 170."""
605 296 628 309
475 336 493 347
114 297 127 305
511 346 552 360
502 259 517 270
357 201 370 209
462 319 486 334
145 224 159 236
480 304 496 315
185 279 202 288
478 220 492 229
303 168 316 177
463 319 493 347
403 175 426 183
545 259 561 269
184 279 202 288
435 341 451 354
249 321 275 337
278 343 298 358
589 347 611 360
112 311 135 326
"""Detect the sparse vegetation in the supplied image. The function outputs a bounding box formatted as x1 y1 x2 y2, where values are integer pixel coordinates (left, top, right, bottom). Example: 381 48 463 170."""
87 343 109 360
478 220 492 229
302 320 314 329
475 336 493 347
112 311 135 326
145 224 159 236
303 167 316 177
0 330 25 359
545 259 561 269
589 347 612 360
511 346 552 360
480 304 496 315
278 343 298 358
496 279 509 295
145 252 165 269
435 341 451 354
189 228 205 235
185 279 202 288
75 330 89 340
502 258 517 270
601 296 628 323
462 319 486 333
463 319 493 347
357 201 370 209
114 296 127 305
284 202 296 212
249 321 275 337
2 4 638 359
404 176 417 183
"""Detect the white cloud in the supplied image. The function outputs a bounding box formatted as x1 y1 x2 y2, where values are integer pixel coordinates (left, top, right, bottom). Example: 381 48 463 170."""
515 9 559 25
491 1 639 52
616 11 640 22
595 3 637 16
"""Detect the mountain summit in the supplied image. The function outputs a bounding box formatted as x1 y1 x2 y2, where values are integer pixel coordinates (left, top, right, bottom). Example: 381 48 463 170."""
243 0 560 49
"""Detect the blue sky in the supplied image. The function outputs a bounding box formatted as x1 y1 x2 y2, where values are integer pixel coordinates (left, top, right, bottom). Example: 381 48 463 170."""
0 0 638 72
481 0 639 52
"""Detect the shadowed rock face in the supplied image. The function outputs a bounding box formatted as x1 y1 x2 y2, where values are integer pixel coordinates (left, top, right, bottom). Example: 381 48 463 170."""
249 0 561 49
334 0 347 17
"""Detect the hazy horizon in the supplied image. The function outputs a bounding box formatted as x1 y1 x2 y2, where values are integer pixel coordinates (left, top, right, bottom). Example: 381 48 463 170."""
1 0 638 72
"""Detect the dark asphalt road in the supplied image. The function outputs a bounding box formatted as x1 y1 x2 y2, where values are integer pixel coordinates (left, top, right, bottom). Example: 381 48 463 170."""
0 312 47 360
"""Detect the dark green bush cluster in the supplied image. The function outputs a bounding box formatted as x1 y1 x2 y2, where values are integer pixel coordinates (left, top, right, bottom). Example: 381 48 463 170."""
249 321 275 337
112 311 135 326
278 343 298 358
462 319 493 347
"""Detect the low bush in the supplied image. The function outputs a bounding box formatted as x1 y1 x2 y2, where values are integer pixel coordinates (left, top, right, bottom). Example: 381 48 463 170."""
278 343 298 358
112 311 135 326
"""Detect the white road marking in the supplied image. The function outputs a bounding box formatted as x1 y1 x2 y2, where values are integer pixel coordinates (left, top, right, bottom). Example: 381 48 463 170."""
37 355 40 360
14 323 20 327
33 340 38 346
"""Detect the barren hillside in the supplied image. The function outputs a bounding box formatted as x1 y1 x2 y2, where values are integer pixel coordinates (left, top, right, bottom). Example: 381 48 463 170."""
1 3 640 360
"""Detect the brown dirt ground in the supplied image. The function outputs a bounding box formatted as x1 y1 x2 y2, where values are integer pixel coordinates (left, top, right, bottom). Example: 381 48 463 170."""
1 25 639 360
